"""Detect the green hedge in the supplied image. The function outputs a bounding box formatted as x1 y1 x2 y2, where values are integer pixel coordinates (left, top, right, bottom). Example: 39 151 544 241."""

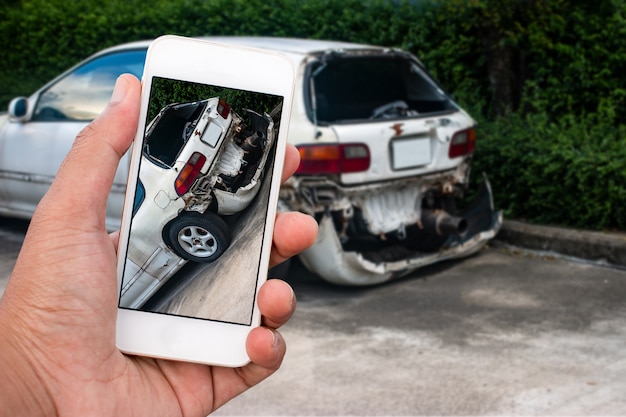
472 111 626 230
1 0 625 231
0 0 429 106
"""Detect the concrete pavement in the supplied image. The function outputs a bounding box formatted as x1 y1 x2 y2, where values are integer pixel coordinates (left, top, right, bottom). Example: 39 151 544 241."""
210 219 626 415
0 216 27 294
215 248 626 415
2 216 626 416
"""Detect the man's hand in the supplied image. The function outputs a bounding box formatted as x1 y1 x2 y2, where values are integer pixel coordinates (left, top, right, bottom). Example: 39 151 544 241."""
0 74 317 417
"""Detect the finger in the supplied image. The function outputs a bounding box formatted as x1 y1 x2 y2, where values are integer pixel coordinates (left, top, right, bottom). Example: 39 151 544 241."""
38 74 141 230
270 211 318 267
209 327 287 410
281 144 300 184
257 279 296 329
246 327 285 370
109 231 120 251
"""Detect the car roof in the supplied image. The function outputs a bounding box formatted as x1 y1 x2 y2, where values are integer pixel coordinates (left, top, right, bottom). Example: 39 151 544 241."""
97 36 386 59
202 36 382 55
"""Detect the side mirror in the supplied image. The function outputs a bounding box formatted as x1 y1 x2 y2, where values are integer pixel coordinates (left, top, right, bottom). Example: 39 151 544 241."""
8 97 28 121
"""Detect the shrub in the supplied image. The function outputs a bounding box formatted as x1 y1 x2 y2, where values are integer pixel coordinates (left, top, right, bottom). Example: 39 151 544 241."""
1 0 625 231
473 110 626 230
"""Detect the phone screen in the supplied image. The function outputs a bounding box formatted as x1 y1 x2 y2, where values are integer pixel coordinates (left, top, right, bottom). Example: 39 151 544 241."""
118 76 283 326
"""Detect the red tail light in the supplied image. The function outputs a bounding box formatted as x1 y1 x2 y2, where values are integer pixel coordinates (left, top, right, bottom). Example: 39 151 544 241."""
217 99 231 119
296 143 370 175
448 127 476 158
175 152 206 196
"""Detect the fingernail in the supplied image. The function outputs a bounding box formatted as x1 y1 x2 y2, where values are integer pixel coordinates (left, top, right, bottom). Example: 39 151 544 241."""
267 328 279 349
109 75 128 105
289 286 297 309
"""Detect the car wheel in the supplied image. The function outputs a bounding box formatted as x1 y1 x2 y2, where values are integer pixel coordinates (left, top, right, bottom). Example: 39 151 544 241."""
166 212 231 263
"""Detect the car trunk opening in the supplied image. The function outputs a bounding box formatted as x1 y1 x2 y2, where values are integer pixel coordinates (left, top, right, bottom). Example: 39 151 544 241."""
309 54 457 124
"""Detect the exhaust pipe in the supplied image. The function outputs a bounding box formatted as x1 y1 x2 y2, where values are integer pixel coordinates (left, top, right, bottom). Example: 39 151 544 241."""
421 209 468 236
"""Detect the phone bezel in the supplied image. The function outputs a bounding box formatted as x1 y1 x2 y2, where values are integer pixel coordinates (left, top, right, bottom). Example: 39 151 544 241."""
115 35 295 366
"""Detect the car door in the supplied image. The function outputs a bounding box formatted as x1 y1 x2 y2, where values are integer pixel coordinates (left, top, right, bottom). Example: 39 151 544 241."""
0 48 146 229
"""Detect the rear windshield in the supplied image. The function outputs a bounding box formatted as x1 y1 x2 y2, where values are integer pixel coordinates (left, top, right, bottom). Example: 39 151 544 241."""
309 56 457 123
143 101 207 167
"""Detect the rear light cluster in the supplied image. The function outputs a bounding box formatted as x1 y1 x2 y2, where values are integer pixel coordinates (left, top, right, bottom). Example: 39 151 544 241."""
217 99 231 119
175 152 206 196
296 143 370 175
448 127 476 158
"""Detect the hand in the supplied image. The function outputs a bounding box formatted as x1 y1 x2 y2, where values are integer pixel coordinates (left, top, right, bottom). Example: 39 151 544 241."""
0 74 318 416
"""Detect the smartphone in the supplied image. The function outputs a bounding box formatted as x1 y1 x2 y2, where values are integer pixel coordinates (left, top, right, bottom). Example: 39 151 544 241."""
115 35 295 366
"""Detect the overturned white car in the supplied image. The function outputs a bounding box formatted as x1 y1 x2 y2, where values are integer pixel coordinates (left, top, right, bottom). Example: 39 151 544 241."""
120 97 274 308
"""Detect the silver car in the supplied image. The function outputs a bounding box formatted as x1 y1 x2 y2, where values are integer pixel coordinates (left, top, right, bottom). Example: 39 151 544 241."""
0 37 501 286
1 41 147 230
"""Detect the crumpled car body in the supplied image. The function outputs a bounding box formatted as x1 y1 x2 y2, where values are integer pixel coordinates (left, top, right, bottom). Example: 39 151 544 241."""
243 38 503 285
287 172 500 285
120 97 274 308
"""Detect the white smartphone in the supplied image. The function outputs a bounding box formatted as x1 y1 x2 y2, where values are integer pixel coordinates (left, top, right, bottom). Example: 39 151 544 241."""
115 35 295 366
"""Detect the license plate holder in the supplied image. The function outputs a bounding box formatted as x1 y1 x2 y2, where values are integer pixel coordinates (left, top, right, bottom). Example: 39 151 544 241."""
391 137 431 170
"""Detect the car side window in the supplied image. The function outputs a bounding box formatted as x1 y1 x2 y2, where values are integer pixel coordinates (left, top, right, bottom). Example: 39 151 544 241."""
33 49 147 122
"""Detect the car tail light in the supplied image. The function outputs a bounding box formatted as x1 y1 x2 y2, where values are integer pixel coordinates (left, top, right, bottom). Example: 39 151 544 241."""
296 143 370 175
175 152 207 196
217 99 231 119
448 127 476 158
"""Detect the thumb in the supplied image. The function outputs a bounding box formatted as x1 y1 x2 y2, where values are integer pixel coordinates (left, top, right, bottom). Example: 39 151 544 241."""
37 74 141 230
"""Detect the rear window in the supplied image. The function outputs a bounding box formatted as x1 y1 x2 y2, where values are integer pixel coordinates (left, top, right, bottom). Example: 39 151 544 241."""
309 56 457 123
143 101 207 167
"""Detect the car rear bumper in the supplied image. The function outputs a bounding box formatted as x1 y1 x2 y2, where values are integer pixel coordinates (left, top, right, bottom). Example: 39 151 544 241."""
298 176 502 285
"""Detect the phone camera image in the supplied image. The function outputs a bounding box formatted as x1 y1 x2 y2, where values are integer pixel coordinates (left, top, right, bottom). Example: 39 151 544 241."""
119 76 283 326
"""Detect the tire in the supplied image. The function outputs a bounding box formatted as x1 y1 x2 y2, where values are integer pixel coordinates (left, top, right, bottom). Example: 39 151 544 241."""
165 212 231 263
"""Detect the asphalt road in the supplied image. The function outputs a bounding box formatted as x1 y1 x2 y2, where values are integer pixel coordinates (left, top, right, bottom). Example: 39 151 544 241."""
1 216 626 415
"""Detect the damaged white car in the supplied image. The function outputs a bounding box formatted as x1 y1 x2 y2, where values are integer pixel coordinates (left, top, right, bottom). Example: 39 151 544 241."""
232 38 503 285
120 97 274 308
0 37 501 287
